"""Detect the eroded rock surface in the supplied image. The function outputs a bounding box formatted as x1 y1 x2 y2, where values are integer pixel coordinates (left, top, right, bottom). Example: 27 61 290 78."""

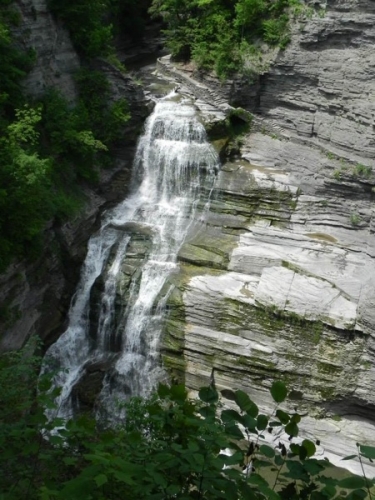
158 0 375 474
14 0 80 101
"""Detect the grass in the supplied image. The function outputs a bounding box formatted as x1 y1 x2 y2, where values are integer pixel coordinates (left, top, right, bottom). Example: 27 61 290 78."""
354 163 372 178
350 212 361 226
333 169 341 181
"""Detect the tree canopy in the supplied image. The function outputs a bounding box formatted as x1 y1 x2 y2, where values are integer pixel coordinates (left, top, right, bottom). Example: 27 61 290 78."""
149 0 305 77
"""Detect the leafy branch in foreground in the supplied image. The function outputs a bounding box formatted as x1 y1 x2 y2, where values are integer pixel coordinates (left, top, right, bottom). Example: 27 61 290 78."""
0 344 374 499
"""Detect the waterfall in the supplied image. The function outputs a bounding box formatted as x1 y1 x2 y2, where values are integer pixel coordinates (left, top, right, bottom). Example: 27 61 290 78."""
42 92 219 421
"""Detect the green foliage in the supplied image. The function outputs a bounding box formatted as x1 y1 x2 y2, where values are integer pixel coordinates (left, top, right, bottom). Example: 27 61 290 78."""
47 0 152 58
150 0 301 77
350 212 361 226
47 0 113 57
1 353 374 500
75 69 130 146
0 5 35 122
0 81 130 270
354 164 372 178
112 0 152 41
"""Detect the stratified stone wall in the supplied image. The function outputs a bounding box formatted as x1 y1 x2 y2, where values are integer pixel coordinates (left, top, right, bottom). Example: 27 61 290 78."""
14 0 80 101
157 0 375 475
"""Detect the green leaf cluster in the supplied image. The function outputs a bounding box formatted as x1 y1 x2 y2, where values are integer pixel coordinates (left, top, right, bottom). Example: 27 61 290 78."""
1 350 374 500
150 0 300 77
0 0 134 271
0 80 130 271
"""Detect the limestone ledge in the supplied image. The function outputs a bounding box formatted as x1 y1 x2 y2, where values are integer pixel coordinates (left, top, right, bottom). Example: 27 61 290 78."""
160 129 375 473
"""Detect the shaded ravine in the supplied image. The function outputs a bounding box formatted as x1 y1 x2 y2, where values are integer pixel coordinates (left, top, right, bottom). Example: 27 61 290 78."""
42 92 219 420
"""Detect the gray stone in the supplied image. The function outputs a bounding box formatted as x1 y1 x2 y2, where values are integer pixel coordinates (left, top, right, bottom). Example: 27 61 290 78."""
157 3 375 471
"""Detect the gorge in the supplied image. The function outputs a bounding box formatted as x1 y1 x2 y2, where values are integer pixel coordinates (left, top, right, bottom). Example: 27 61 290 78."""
1 0 375 482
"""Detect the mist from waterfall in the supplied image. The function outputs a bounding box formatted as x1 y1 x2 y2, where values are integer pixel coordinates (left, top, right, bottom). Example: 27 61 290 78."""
41 92 219 421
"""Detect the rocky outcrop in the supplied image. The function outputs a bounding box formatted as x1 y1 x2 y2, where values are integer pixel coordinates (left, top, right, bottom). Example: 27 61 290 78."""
14 0 80 101
257 0 375 162
156 0 375 474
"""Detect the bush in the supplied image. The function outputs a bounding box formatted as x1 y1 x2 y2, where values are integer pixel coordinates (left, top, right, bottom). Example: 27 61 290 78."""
150 0 298 77
1 345 374 499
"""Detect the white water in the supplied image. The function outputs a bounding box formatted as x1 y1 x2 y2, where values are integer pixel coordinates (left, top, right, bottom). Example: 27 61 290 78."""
42 93 219 420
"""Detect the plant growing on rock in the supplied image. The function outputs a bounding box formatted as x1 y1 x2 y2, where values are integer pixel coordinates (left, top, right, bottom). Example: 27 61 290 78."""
354 164 372 178
350 212 361 226
150 0 302 77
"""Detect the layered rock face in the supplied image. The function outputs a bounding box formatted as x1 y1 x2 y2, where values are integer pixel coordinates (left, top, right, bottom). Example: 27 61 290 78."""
14 0 80 101
158 0 375 472
258 0 375 161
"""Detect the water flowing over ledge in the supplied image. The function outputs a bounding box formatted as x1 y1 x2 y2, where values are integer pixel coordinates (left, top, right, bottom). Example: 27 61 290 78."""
41 92 219 421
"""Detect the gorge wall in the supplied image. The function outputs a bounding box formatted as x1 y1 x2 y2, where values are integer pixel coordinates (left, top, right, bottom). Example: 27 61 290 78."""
0 0 148 352
156 0 375 471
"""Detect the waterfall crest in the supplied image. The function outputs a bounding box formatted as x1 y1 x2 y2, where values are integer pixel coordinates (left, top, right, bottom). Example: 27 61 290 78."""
42 93 219 420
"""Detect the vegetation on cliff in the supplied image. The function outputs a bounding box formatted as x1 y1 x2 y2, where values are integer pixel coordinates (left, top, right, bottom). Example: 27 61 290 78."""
47 0 152 58
0 0 148 271
1 345 374 499
150 0 319 77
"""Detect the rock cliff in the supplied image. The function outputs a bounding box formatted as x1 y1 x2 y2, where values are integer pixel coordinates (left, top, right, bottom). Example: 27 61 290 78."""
156 0 375 473
14 0 79 101
0 1 148 352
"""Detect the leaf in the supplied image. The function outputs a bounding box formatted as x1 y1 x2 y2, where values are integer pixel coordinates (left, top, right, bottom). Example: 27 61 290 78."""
157 383 170 398
290 413 301 424
274 454 284 466
166 484 182 495
242 413 257 431
248 473 269 487
289 443 300 455
270 381 288 403
302 439 316 458
94 474 108 487
342 454 358 461
276 409 290 424
338 476 366 489
346 489 368 500
320 485 337 498
199 386 218 404
269 420 283 427
260 444 275 458
257 414 268 431
359 444 375 460
222 450 243 466
303 459 324 476
234 390 258 417
224 423 244 440
285 421 299 438
199 405 215 420
256 483 282 500
221 409 243 424
310 492 332 500
170 384 187 402
284 460 309 482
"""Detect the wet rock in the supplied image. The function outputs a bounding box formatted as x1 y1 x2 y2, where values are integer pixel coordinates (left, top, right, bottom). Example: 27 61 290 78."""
72 360 112 411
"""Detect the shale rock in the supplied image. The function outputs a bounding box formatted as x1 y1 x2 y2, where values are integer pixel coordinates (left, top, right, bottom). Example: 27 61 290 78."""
14 0 80 101
157 2 375 472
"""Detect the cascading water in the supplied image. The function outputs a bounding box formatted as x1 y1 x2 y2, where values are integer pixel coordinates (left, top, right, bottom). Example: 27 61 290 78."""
42 92 219 420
